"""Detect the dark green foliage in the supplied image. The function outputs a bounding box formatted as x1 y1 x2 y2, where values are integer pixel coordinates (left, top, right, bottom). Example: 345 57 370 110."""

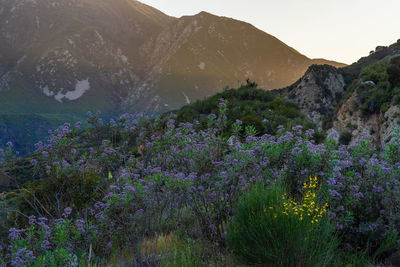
339 131 352 145
343 62 400 116
387 56 400 87
173 85 318 138
240 115 263 135
394 94 400 105
338 41 400 118
342 41 400 84
245 78 258 89
14 169 105 219
227 183 338 266
361 64 389 84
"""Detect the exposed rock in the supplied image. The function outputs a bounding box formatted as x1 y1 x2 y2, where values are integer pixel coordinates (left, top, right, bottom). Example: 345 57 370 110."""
380 105 400 146
276 65 345 129
334 92 380 146
333 92 400 147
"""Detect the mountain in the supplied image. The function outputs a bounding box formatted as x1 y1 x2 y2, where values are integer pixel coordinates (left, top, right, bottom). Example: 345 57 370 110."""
136 11 345 111
275 64 346 129
0 0 344 114
0 0 174 115
275 39 400 147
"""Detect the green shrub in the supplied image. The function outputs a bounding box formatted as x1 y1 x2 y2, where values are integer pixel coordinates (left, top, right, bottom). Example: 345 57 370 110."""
227 180 338 266
361 64 389 84
14 169 105 219
240 115 263 135
172 85 320 138
393 94 400 105
388 56 400 87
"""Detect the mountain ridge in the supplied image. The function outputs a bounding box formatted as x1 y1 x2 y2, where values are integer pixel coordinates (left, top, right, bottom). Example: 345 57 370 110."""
0 0 345 114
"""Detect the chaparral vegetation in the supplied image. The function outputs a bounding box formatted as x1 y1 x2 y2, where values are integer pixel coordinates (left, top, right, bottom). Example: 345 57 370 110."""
1 86 400 266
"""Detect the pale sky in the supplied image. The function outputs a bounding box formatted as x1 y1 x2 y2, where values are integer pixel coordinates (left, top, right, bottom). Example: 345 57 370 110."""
140 0 400 64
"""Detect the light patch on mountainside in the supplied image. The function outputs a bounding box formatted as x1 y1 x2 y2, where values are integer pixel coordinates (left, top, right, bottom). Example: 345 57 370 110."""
41 86 54 97
198 62 205 70
54 79 90 102
95 30 105 45
182 91 190 104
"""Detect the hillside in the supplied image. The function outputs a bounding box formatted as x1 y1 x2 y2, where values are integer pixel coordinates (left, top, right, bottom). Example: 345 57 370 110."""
275 39 400 147
0 0 345 114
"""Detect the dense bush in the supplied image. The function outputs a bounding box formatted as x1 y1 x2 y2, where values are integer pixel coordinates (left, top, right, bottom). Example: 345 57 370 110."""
387 56 400 87
343 61 400 116
339 131 352 145
227 179 338 266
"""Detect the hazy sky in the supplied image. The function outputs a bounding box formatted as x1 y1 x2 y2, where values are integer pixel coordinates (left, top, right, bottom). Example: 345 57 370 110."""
140 0 400 64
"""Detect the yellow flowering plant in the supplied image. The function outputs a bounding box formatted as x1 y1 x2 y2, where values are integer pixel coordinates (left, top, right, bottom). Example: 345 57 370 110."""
282 176 328 225
228 179 338 266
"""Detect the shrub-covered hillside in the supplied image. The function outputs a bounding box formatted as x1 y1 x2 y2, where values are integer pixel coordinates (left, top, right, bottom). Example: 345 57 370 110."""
172 81 322 140
337 40 400 117
342 54 400 116
275 40 400 147
1 96 400 265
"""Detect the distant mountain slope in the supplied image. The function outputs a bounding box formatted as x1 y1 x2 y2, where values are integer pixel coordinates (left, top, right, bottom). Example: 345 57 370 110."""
0 0 175 115
136 11 345 111
0 0 344 115
311 58 347 68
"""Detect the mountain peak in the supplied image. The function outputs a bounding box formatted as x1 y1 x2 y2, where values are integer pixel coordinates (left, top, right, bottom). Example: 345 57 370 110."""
196 11 214 16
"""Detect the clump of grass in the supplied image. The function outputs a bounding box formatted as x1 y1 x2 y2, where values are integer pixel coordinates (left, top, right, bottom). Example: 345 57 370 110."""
140 233 174 257
160 236 240 267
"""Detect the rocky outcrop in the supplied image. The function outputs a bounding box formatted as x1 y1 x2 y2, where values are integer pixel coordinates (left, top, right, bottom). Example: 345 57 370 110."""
276 65 345 129
276 61 400 148
381 105 400 145
334 91 400 147
334 91 380 146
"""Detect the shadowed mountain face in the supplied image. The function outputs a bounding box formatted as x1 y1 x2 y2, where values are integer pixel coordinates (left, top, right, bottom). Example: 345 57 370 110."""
0 0 174 116
0 0 345 116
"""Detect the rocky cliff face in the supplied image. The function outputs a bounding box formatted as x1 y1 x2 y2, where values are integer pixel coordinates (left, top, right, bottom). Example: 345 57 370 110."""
276 65 346 129
334 91 400 147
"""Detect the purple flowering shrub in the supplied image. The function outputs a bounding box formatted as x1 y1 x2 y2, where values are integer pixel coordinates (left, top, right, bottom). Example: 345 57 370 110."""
1 104 400 264
5 210 91 266
324 141 400 250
